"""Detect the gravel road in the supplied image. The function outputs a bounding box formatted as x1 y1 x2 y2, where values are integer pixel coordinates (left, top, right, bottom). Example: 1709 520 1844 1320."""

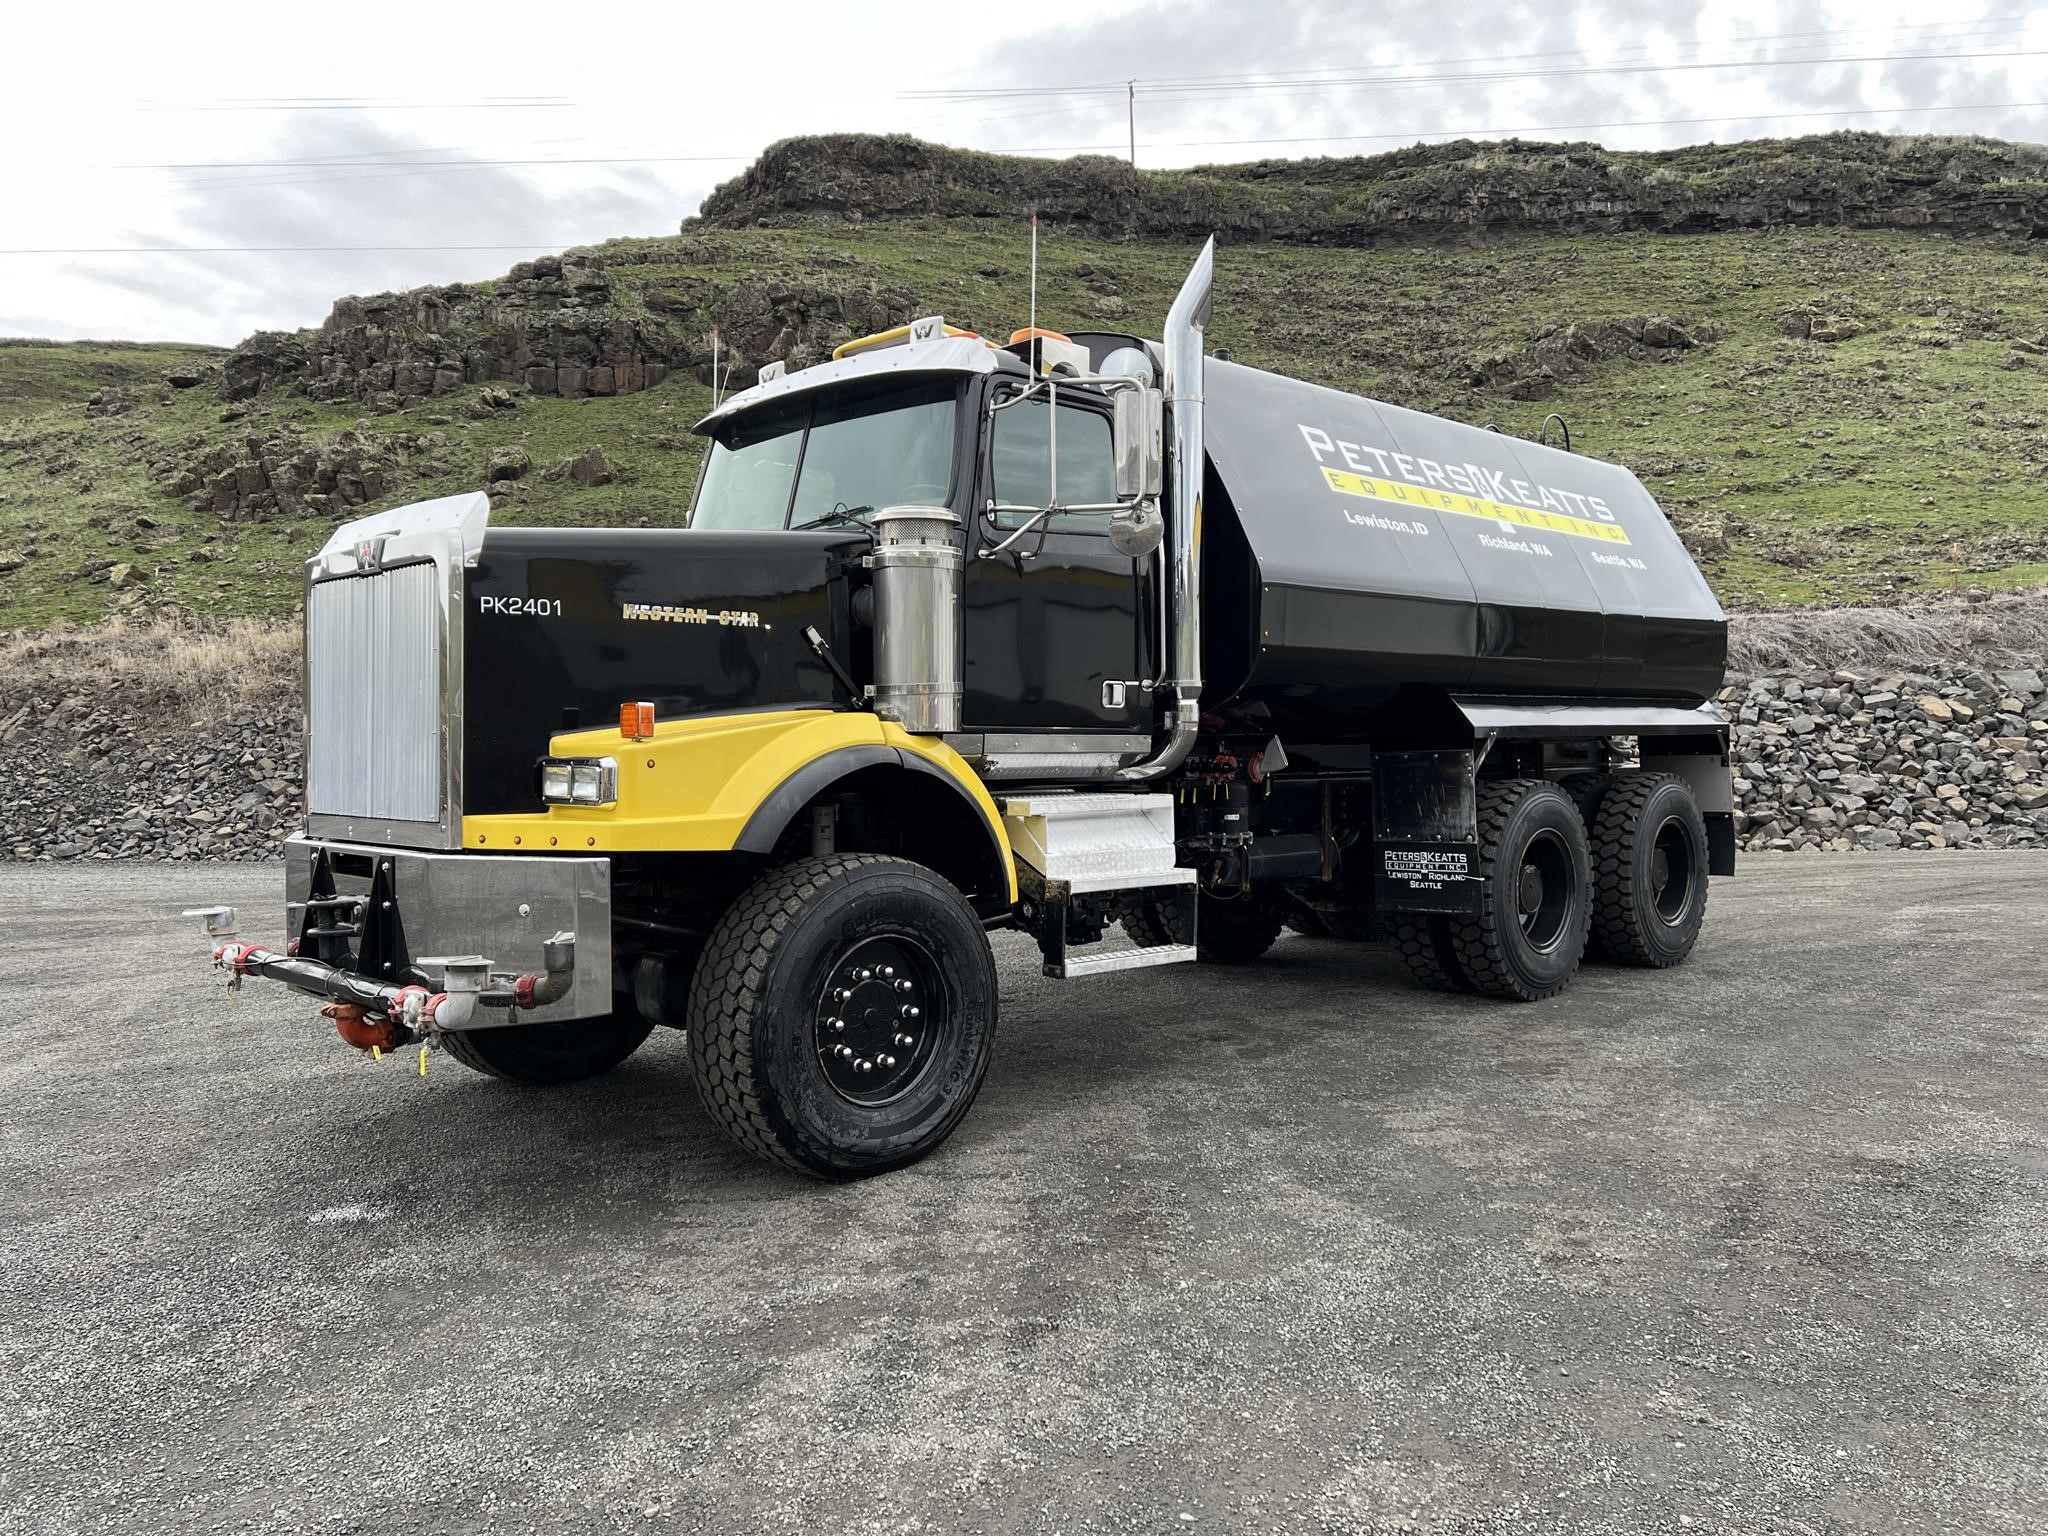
3 856 2044 1535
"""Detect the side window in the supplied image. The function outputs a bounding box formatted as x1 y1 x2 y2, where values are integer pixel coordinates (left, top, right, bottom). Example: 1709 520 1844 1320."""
991 394 1118 528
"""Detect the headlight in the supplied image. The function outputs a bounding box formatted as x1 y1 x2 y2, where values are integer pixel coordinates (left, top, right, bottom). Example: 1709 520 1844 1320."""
537 757 617 807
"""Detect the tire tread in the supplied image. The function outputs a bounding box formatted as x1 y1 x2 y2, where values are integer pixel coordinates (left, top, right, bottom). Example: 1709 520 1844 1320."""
1448 779 1590 1002
1590 772 1708 968
686 853 898 1173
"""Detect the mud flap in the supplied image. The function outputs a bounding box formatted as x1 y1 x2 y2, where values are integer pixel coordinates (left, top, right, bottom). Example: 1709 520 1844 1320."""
1373 749 1481 916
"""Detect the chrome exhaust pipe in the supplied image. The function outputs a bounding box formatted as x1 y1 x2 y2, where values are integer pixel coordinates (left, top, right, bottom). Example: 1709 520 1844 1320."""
1119 235 1214 783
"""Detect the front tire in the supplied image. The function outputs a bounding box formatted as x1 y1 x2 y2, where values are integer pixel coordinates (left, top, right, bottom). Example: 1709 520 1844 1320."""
1590 773 1710 967
1447 780 1592 1002
686 854 997 1179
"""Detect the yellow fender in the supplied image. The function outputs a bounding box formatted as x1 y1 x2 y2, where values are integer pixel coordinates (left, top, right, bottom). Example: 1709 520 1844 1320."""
462 710 1015 901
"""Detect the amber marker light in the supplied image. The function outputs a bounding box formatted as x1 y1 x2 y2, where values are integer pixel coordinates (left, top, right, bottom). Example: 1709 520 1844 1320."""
620 701 656 740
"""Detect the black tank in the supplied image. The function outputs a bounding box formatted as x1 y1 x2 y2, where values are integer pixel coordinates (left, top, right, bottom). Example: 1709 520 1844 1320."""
1198 358 1725 729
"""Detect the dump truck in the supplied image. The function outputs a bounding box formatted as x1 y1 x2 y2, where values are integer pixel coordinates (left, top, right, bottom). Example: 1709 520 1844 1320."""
188 239 1732 1178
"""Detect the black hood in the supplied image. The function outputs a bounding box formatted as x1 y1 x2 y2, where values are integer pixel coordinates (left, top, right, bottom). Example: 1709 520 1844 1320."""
462 527 868 816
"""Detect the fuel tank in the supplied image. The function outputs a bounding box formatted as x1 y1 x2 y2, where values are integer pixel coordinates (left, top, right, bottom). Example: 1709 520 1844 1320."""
1199 358 1726 732
462 527 867 815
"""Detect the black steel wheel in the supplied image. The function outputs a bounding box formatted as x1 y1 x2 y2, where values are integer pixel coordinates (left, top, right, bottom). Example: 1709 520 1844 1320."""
1590 773 1710 967
1447 779 1592 1002
811 935 945 1107
686 854 997 1179
440 1004 654 1085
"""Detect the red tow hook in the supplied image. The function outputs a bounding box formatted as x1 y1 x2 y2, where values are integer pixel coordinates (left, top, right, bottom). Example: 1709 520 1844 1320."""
325 1002 407 1053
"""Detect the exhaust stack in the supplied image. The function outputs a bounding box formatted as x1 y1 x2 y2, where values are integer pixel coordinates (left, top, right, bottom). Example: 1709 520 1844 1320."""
1120 236 1214 783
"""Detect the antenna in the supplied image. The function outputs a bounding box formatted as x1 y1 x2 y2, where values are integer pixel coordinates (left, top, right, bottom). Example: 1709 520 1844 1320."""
711 327 722 409
1128 80 1136 166
1028 211 1038 340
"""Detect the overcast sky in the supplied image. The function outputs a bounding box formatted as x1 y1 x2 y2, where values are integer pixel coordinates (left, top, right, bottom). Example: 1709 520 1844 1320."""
4 0 2043 346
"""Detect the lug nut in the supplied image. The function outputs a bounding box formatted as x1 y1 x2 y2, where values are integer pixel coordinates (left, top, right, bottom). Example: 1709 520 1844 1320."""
895 1032 914 1047
878 1054 896 1069
829 1018 846 1032
895 978 912 993
881 965 895 979
859 968 874 982
856 1059 873 1073
835 1044 854 1059
902 1005 920 1019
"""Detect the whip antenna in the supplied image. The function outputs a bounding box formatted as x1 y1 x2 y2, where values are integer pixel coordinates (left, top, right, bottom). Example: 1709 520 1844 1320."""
1028 211 1038 339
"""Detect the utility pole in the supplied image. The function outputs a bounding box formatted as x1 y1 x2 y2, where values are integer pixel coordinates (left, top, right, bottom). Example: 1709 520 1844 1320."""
1128 80 1136 167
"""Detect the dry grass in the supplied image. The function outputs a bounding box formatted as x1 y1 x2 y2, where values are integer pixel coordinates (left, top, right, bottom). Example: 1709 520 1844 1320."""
1727 592 2048 675
0 617 299 731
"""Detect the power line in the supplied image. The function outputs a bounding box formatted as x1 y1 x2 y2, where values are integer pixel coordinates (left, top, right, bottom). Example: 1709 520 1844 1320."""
0 243 584 255
904 47 2048 107
97 95 2048 201
1021 98 2048 157
904 14 2032 100
135 97 577 113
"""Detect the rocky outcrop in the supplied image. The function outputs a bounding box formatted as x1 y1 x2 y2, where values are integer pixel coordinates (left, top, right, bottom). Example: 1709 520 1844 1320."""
701 132 2048 245
147 426 452 521
212 248 923 414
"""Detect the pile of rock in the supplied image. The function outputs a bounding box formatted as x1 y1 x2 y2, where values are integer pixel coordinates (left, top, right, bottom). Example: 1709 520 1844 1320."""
1723 665 2048 851
4 659 2044 864
0 702 299 863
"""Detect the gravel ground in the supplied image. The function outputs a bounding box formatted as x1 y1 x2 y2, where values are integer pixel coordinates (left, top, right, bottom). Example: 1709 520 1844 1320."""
2 856 2044 1535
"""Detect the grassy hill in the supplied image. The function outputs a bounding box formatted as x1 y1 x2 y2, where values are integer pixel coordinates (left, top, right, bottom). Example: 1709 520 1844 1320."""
5 132 2048 633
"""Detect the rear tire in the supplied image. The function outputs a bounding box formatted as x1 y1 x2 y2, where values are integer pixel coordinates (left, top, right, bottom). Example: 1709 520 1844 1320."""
1590 773 1710 967
686 854 997 1179
1558 771 1612 828
1123 889 1287 965
440 1006 654 1085
1447 780 1592 1002
1390 914 1473 992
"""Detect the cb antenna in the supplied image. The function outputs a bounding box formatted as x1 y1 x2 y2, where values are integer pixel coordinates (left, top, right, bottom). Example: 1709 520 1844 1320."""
1028 210 1038 339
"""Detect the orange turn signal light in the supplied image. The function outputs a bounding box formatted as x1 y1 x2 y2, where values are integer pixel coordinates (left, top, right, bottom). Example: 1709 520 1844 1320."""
620 701 656 741
1008 326 1072 346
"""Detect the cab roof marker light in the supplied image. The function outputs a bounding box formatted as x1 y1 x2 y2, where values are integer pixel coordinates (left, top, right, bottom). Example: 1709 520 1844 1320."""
831 318 982 362
620 701 655 741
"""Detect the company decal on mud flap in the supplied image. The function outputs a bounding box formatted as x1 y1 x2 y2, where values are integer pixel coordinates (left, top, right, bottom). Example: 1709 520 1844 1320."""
1297 424 1634 546
1377 840 1482 915
1382 846 1474 888
622 604 765 627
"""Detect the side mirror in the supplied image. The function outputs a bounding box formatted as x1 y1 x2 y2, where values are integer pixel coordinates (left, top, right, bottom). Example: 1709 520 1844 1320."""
1113 387 1164 501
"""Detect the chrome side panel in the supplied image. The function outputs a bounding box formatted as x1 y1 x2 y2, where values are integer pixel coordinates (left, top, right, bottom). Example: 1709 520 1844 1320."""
284 835 613 1026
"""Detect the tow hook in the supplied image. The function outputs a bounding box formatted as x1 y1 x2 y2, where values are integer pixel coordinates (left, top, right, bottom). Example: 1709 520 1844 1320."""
324 1001 411 1054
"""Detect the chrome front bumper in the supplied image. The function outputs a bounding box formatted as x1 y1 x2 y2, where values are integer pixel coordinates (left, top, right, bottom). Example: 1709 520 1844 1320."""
283 833 613 1025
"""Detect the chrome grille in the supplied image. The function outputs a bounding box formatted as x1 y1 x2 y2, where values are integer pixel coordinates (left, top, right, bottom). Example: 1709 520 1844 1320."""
306 562 444 825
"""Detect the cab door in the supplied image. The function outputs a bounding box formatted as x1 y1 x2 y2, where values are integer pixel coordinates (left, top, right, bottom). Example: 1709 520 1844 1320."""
960 386 1156 732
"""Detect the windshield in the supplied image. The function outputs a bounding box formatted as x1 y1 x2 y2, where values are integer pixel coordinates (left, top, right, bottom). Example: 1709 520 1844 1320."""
690 378 958 530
